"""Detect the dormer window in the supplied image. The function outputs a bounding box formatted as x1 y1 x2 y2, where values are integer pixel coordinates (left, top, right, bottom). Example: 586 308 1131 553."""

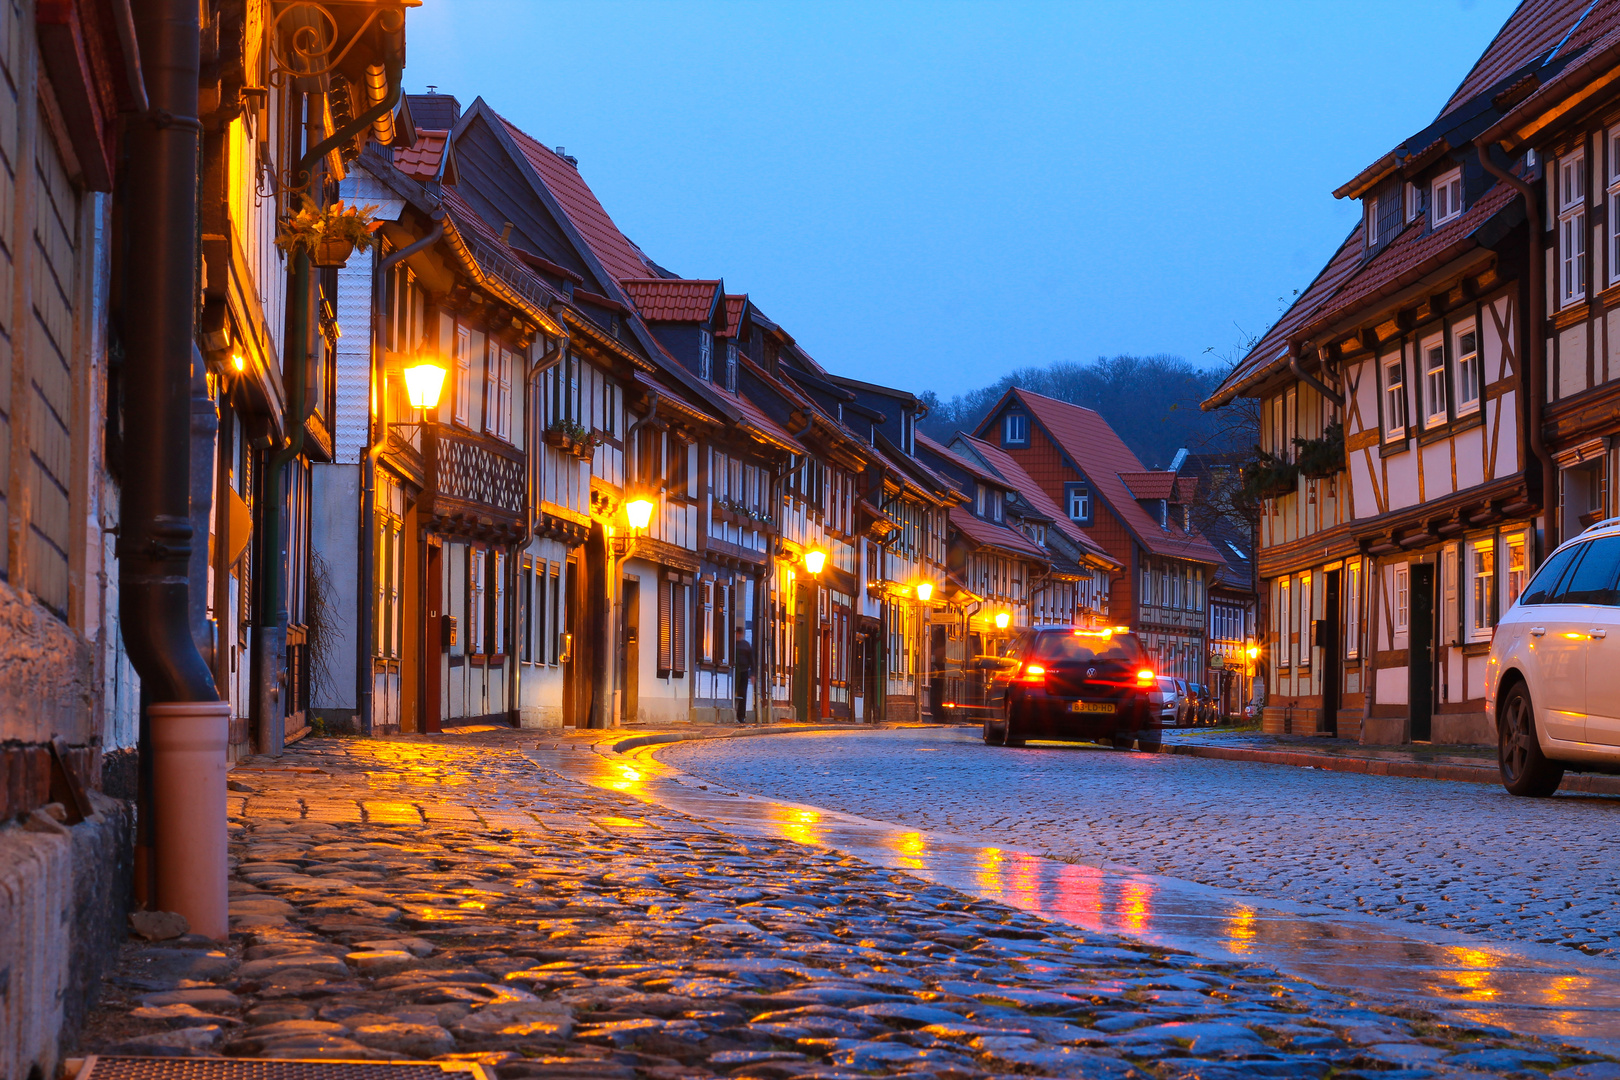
1064 481 1091 524
976 484 986 517
1364 182 1401 251
725 341 738 392
991 490 1004 523
698 330 713 380
1430 167 1463 226
1002 412 1028 447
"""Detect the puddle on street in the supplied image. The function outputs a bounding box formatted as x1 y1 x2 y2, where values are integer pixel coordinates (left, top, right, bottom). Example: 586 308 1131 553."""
528 737 1620 1054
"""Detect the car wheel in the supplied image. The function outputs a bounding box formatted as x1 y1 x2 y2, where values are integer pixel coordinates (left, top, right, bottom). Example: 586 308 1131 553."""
1003 698 1026 747
982 717 1006 745
1136 729 1162 752
1498 682 1564 798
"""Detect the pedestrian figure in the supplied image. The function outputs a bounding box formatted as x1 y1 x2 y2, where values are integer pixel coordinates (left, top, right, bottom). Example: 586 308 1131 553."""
733 628 754 724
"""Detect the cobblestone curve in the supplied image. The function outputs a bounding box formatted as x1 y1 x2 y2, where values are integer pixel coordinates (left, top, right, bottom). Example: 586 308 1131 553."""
663 727 1620 957
77 731 1619 1080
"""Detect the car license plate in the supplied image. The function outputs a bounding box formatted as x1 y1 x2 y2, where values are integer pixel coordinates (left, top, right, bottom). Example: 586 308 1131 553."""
1071 701 1116 715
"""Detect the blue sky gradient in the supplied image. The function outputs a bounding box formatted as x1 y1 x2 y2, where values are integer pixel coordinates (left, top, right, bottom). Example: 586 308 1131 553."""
405 0 1520 396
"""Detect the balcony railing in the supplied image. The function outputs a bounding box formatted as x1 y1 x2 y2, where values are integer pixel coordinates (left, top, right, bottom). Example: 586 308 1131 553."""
425 427 526 530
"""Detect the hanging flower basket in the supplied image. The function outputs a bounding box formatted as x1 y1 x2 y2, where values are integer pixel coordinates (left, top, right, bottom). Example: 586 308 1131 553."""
311 236 356 268
1294 421 1345 480
275 196 381 267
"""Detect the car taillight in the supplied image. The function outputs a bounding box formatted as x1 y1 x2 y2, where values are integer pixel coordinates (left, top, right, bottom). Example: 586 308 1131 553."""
1017 663 1047 684
1136 668 1154 686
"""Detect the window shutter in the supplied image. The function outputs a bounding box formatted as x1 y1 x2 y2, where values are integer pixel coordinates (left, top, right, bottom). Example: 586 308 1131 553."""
498 348 514 440
1442 545 1460 646
494 552 506 656
717 584 729 665
454 326 472 425
672 581 688 675
657 576 672 673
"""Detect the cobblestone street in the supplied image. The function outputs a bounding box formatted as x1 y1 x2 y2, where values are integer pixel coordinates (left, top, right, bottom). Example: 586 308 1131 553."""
75 730 1620 1079
663 728 1620 957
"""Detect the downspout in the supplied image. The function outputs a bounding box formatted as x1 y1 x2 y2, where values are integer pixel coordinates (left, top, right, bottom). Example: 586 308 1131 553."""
258 60 403 751
120 0 229 937
1288 346 1344 408
358 212 444 738
1477 142 1555 532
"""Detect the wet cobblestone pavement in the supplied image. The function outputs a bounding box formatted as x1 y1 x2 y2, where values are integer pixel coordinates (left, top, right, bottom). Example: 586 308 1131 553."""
665 727 1620 958
78 730 1620 1079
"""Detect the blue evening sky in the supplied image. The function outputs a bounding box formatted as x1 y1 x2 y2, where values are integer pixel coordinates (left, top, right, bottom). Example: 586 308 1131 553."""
405 0 1520 397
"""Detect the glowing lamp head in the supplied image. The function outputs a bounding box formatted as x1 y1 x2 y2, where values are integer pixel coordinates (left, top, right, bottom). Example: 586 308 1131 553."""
916 581 934 603
403 361 448 410
624 497 655 530
231 353 245 372
994 611 1011 630
804 549 827 576
1246 643 1260 660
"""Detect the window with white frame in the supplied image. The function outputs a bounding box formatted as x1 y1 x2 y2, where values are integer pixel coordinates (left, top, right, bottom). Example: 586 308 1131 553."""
1298 571 1312 669
1277 577 1291 668
1395 566 1410 631
1469 540 1495 640
1422 339 1448 428
484 342 513 441
453 325 473 426
1364 195 1381 247
725 341 738 392
1559 149 1588 307
1454 325 1481 415
1065 481 1090 522
1430 167 1463 226
1504 532 1529 610
1609 126 1620 286
1382 355 1408 440
1405 181 1420 223
1003 412 1028 446
493 551 506 655
1344 560 1361 659
698 330 713 380
469 548 487 655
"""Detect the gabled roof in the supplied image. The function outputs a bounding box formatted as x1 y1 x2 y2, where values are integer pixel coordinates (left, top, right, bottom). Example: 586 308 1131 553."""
1118 471 1181 501
717 294 748 338
952 433 1117 565
916 432 1007 490
620 279 723 323
982 389 1224 566
395 129 455 185
1480 12 1620 149
1443 0 1614 117
948 507 1049 562
495 111 654 285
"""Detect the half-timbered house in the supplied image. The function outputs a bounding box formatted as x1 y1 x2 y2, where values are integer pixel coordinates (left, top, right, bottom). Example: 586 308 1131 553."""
1200 0 1611 744
975 389 1224 683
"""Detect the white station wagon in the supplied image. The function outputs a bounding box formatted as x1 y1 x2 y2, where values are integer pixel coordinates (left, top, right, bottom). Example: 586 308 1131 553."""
1488 518 1620 796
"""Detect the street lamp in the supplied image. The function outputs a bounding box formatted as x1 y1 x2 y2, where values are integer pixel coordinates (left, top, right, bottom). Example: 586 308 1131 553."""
916 581 933 603
994 611 1010 630
803 549 827 576
403 360 448 411
624 497 655 531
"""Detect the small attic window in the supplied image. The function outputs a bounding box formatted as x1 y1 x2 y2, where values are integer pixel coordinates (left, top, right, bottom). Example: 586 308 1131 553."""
1002 412 1028 447
1364 182 1402 250
1431 167 1463 226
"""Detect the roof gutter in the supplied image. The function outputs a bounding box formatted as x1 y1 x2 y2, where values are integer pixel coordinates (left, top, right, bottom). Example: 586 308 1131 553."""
1475 141 1555 523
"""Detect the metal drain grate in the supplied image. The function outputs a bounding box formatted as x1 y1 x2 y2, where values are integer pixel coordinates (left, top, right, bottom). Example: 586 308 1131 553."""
70 1058 492 1080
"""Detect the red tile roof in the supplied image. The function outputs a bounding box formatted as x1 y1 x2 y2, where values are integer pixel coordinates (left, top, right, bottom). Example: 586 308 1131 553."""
717 294 748 338
619 279 722 323
395 129 449 183
955 433 1116 564
1117 471 1179 500
1000 389 1225 566
496 113 654 286
1484 17 1620 147
1442 0 1613 117
948 507 1049 561
917 432 1004 488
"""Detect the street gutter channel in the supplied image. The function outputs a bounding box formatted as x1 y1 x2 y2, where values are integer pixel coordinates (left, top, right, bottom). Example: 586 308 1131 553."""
529 725 1620 1056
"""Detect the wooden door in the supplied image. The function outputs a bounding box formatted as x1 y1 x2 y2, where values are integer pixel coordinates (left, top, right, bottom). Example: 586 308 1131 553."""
1408 564 1434 742
621 577 640 724
793 580 812 721
424 540 443 734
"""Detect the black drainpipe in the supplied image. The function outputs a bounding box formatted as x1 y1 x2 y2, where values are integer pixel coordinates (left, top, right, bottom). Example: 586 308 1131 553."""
119 0 214 707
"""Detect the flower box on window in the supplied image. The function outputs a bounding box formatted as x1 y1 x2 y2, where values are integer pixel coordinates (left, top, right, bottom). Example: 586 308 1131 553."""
1239 449 1300 503
1293 422 1345 480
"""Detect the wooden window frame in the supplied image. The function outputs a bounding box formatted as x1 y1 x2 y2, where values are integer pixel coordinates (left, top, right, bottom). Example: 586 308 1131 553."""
454 324 473 426
1395 566 1410 632
1421 335 1448 430
1454 322 1481 416
1002 412 1028 447
1430 166 1463 227
1608 125 1620 287
1559 148 1589 308
698 330 712 380
1469 539 1496 641
1382 354 1408 441
1344 559 1361 660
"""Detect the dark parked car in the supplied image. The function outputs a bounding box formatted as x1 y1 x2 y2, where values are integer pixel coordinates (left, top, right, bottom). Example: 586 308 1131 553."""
981 627 1159 750
1187 682 1215 724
